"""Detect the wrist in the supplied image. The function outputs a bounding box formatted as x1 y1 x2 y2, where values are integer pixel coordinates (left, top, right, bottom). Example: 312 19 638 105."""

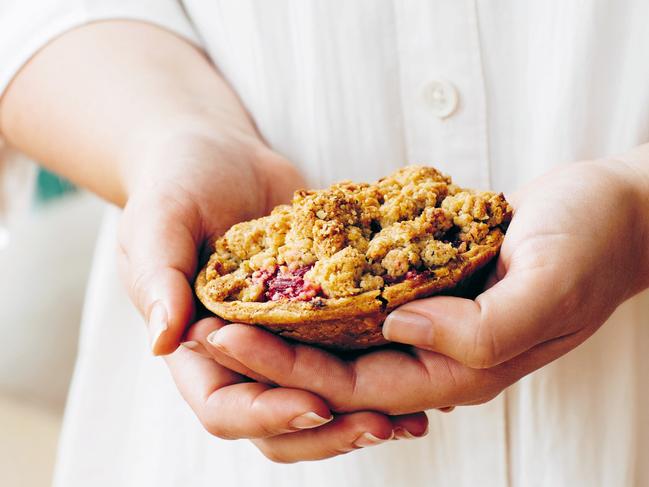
606 145 649 293
116 115 303 239
118 115 264 200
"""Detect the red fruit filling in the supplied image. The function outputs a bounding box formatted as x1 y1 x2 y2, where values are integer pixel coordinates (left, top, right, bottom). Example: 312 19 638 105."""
252 266 433 303
252 266 322 302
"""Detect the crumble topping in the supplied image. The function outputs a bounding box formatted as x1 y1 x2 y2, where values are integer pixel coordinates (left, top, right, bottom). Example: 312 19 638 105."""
203 166 512 302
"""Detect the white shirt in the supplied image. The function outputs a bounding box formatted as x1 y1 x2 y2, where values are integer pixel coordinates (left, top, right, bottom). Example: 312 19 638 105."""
1 1 649 486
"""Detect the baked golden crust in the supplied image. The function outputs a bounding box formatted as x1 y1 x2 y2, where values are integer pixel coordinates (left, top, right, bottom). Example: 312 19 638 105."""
195 166 512 349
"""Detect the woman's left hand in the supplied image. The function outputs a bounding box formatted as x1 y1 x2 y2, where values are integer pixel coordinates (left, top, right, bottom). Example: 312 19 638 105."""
189 154 649 416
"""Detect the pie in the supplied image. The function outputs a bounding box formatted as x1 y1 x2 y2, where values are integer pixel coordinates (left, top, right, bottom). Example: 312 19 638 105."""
195 166 512 349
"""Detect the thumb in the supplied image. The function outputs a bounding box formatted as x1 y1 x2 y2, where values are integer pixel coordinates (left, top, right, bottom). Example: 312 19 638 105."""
255 150 306 208
382 265 579 369
117 191 200 355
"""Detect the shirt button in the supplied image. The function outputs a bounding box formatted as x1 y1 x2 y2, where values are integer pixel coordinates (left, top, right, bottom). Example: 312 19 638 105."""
421 80 459 119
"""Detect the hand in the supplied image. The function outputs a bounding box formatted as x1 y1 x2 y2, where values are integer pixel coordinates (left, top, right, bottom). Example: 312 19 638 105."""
179 318 428 462
117 131 428 462
191 157 649 415
0 19 429 464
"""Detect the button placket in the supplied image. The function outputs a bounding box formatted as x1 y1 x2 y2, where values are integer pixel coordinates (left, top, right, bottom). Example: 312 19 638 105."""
393 0 491 189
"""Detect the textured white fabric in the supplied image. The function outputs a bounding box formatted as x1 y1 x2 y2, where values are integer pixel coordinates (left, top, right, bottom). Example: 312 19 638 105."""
1 1 648 486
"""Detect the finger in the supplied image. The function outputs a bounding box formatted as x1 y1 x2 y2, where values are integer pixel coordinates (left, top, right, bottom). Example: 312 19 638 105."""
207 307 594 416
185 317 274 384
436 407 455 413
391 412 430 440
207 323 460 414
209 319 587 414
383 264 580 368
412 325 595 409
255 150 306 207
209 322 547 414
253 411 428 463
117 191 200 355
178 340 212 359
207 324 360 409
165 346 333 439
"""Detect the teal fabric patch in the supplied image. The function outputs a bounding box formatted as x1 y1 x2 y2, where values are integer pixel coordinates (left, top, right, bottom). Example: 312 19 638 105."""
34 168 76 204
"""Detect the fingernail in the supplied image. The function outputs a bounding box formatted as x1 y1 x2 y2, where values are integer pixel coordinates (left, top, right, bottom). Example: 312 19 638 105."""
437 406 455 413
393 427 416 440
382 310 433 344
288 412 333 430
148 301 168 355
181 340 199 349
207 330 228 353
353 432 392 448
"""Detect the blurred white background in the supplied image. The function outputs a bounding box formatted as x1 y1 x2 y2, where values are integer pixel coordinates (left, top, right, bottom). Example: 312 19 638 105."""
0 188 104 486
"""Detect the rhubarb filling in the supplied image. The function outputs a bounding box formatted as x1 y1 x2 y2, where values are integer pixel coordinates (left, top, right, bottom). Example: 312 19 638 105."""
254 266 323 302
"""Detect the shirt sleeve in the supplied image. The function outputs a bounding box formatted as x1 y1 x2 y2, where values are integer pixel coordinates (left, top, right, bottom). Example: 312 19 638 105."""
0 0 200 236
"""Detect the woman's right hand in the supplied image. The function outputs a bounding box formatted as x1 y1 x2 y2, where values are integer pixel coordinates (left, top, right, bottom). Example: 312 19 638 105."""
117 131 429 462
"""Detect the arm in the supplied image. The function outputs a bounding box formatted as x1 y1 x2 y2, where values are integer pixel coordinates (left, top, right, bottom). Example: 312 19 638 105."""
0 20 428 461
1 19 288 353
0 20 259 205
